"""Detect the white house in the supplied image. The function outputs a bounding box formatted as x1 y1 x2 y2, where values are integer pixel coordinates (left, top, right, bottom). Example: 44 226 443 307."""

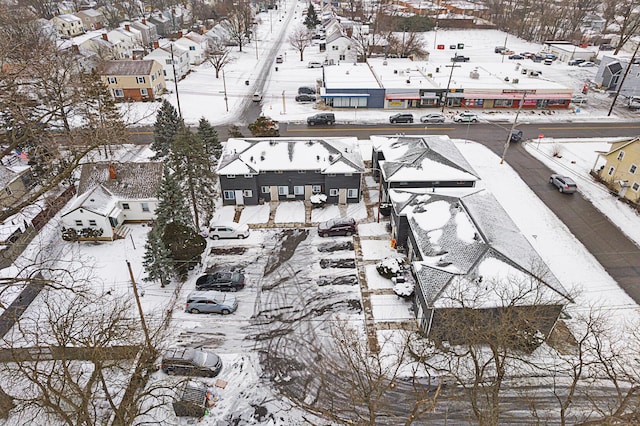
129 18 159 47
144 41 190 81
325 26 357 65
175 31 208 65
61 162 163 241
51 14 85 37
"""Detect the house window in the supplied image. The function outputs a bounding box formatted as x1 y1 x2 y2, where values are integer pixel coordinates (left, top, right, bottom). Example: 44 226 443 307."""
630 164 637 174
75 220 83 226
261 186 270 193
136 76 146 84
151 74 156 81
312 185 321 193
244 174 253 178
141 203 150 212
347 188 358 198
345 173 352 177
227 175 236 178
108 77 117 84
275 170 284 174
140 88 148 96
243 190 253 197
294 186 304 195
329 188 338 196
297 170 306 174
223 190 235 199
328 173 336 177
165 59 172 65
89 220 97 226
5 187 11 195
278 186 288 195
617 151 625 161
608 166 615 176
189 46 195 50
347 46 351 50
114 89 124 98
633 182 640 191
339 54 346 60
122 203 130 210
332 45 338 50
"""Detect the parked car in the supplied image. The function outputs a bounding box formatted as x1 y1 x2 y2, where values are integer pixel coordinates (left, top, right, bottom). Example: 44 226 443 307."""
568 58 586 66
571 94 588 104
298 86 316 95
161 348 222 377
252 92 262 102
389 113 414 124
307 113 335 125
185 290 238 314
451 54 470 62
494 46 507 53
318 217 357 237
275 55 283 63
544 53 557 60
628 96 640 110
453 112 479 123
307 61 322 68
599 44 614 51
207 222 250 239
531 54 544 62
510 129 523 143
501 50 515 55
295 94 316 102
195 271 246 291
543 58 554 65
508 54 525 60
420 113 446 123
578 61 596 67
549 174 577 194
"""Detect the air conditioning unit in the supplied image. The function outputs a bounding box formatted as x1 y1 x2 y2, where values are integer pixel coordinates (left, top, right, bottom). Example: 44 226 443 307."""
469 70 479 79
513 78 519 84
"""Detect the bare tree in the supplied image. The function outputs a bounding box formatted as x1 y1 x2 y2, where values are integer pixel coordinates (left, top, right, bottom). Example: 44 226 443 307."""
288 25 313 61
218 2 253 52
610 0 640 55
204 38 234 78
386 31 427 59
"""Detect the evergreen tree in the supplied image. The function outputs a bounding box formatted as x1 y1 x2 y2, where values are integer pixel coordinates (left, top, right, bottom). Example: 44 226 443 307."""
142 226 174 287
228 124 244 138
197 117 221 159
169 127 218 228
304 3 320 29
162 222 207 280
151 100 183 160
154 166 193 228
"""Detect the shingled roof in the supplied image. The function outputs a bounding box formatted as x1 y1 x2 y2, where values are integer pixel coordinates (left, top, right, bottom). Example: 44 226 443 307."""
77 161 163 199
99 60 158 76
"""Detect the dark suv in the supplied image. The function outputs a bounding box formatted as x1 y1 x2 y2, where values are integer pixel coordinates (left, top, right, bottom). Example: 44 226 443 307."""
161 348 222 377
318 217 357 237
196 271 245 291
307 113 335 126
389 113 414 124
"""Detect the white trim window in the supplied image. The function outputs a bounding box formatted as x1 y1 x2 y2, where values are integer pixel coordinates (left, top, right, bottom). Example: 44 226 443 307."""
633 182 640 192
312 185 321 193
347 188 358 198
136 76 146 84
243 190 253 197
223 190 235 200
141 203 150 212
89 220 97 226
75 220 83 226
329 188 339 196
630 164 637 174
108 77 117 84
227 175 236 179
608 166 614 176
294 186 304 195
261 186 270 193
114 89 124 98
140 88 148 96
617 151 625 161
278 186 288 195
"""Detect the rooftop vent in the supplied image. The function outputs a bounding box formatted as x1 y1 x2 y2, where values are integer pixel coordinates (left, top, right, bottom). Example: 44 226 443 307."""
469 69 479 79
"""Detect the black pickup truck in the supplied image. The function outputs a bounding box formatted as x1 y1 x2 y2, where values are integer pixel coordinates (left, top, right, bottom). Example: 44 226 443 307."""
451 54 470 62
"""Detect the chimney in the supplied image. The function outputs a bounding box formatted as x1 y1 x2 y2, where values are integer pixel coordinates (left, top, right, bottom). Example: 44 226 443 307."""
125 24 130 31
101 33 108 41
108 164 117 180
158 13 162 18
177 31 183 38
153 40 159 49
141 18 146 24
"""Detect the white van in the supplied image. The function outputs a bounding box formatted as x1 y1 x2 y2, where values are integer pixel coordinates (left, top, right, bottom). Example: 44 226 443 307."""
208 222 250 240
252 92 262 102
628 96 640 110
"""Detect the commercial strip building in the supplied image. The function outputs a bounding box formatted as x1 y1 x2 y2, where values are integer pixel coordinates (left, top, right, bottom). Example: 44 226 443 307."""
321 57 573 110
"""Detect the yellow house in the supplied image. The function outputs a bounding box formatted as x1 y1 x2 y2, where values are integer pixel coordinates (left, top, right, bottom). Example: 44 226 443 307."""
99 60 165 102
598 137 640 203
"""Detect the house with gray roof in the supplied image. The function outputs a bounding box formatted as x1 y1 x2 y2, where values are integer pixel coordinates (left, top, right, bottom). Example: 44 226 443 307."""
61 162 163 240
217 138 364 206
394 189 572 346
98 59 165 101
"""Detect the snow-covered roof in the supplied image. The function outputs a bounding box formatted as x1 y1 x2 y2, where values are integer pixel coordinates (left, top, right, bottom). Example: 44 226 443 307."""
64 184 118 217
217 138 365 175
373 135 479 182
404 189 571 308
77 161 163 200
0 165 30 189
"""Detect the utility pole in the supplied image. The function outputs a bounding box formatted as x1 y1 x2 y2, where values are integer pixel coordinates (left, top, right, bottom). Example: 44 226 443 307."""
170 43 182 118
222 69 229 112
127 260 153 351
608 41 640 116
500 91 529 164
441 63 460 112
254 24 259 60
282 90 286 114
